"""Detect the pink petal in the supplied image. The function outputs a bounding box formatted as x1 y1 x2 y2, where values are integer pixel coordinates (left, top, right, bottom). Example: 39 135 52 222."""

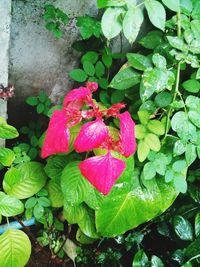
74 119 109 152
119 111 137 157
41 110 69 158
86 82 98 92
79 152 126 195
63 87 91 109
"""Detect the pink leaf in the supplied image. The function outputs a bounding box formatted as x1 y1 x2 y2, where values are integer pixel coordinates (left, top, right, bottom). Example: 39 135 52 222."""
119 111 137 157
41 110 69 158
74 119 109 152
63 87 91 109
79 152 126 195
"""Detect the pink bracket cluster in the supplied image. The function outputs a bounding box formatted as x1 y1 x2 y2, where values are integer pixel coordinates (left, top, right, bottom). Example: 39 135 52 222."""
42 82 137 195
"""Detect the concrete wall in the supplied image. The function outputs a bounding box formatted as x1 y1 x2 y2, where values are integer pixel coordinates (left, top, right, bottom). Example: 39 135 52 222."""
8 0 97 125
0 0 12 146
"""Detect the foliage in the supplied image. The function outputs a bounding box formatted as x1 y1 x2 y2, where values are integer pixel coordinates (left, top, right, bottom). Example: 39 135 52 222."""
1 0 200 266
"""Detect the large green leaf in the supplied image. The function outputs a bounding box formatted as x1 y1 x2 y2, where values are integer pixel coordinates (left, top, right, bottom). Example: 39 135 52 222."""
145 0 166 31
0 148 15 166
0 192 24 217
61 161 90 205
96 170 179 237
44 155 68 182
0 117 19 139
0 229 31 267
140 67 168 101
3 162 47 199
97 0 126 8
101 7 125 39
123 6 144 44
162 0 180 12
46 180 64 208
109 67 140 89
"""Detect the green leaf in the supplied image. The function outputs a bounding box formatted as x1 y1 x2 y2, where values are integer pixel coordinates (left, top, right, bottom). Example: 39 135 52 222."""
0 229 31 267
76 228 97 244
83 61 95 76
182 79 200 93
147 120 165 135
64 203 86 224
102 51 112 68
144 133 161 152
145 0 166 31
3 162 47 199
165 169 174 183
123 6 144 44
137 140 150 162
173 140 186 156
96 171 179 237
174 173 187 193
101 7 125 40
138 110 150 125
38 91 47 103
173 215 193 241
33 203 44 219
140 68 168 101
26 96 39 106
167 36 188 52
185 143 197 166
0 118 19 139
195 212 200 237
46 180 64 208
171 111 196 141
180 0 192 15
139 30 164 49
143 162 156 180
61 162 90 205
189 40 200 54
69 69 87 82
109 67 140 90
81 51 99 64
0 148 15 166
155 92 172 108
111 90 125 104
25 197 37 209
151 255 165 267
127 53 152 71
172 160 187 172
0 192 24 217
95 61 105 78
188 110 200 128
135 125 147 139
97 0 126 8
191 19 200 40
152 53 167 69
79 207 99 238
162 0 180 12
38 197 51 207
36 103 45 114
132 250 148 267
44 155 67 182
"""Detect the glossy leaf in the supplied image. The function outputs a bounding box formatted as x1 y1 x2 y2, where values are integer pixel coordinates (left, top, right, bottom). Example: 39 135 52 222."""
3 162 47 199
109 67 140 90
0 148 15 167
0 117 19 139
101 7 125 40
123 6 144 44
162 0 180 12
96 171 179 237
0 229 31 267
145 0 166 31
127 53 152 71
173 215 193 241
61 161 90 205
0 192 24 217
46 180 64 208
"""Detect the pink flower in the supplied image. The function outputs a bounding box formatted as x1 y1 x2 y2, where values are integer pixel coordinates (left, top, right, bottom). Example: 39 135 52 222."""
41 110 69 158
41 82 137 195
119 111 137 157
79 152 126 195
74 119 109 152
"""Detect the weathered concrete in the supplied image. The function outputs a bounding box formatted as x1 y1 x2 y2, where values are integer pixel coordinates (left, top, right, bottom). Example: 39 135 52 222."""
0 0 11 145
8 0 97 125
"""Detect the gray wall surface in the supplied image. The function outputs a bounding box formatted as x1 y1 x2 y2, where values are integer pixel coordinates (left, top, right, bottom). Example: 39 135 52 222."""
8 0 97 124
0 0 11 146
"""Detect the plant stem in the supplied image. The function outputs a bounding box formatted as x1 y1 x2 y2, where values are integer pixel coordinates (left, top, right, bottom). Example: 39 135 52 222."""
164 10 182 139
